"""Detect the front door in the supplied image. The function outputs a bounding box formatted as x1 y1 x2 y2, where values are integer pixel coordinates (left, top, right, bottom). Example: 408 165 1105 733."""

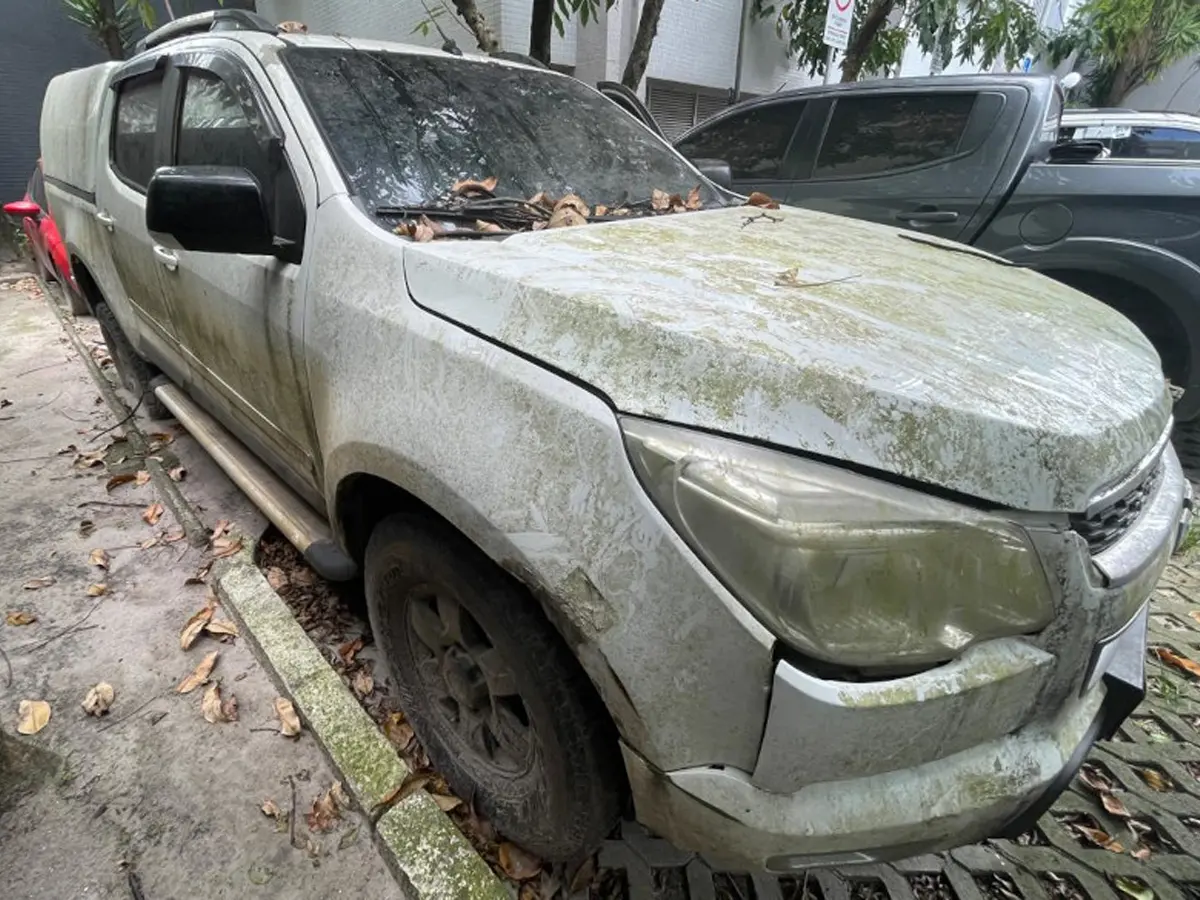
152 50 319 496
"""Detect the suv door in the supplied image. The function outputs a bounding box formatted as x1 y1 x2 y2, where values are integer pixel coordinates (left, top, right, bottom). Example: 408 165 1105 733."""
154 49 318 493
95 59 183 375
674 98 808 199
783 88 1020 240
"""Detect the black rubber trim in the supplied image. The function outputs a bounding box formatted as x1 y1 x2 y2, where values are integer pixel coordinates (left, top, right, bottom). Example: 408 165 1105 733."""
43 175 95 205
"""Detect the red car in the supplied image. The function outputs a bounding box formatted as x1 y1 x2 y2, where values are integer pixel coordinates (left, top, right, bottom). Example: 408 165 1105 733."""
4 160 87 313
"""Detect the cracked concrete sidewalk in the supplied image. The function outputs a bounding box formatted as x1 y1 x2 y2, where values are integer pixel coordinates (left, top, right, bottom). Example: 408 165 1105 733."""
0 270 408 899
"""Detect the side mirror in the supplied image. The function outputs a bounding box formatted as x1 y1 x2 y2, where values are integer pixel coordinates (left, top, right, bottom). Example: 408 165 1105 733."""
146 166 275 256
4 199 41 218
692 158 733 191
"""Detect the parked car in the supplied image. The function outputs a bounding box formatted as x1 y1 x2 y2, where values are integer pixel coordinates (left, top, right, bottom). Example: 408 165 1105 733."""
42 10 1191 871
1059 108 1200 161
674 76 1200 445
3 160 88 314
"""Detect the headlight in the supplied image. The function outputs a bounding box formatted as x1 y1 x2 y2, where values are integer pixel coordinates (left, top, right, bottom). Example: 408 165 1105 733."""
622 417 1054 669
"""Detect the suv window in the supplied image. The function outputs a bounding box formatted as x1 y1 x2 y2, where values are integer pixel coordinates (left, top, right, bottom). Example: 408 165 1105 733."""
1111 126 1200 161
112 73 165 190
675 101 804 180
814 93 977 179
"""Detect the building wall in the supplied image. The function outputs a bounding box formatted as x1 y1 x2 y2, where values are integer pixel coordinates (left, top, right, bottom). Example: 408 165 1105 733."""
1125 56 1200 114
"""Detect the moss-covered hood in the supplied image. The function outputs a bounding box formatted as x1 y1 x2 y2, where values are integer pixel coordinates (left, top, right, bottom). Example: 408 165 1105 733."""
404 206 1171 511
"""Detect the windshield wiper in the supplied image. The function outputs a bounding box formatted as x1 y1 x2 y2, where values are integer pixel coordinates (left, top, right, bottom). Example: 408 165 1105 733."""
375 196 550 232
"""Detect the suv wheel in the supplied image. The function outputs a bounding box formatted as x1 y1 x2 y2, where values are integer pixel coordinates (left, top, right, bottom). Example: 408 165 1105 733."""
365 513 623 861
94 303 170 420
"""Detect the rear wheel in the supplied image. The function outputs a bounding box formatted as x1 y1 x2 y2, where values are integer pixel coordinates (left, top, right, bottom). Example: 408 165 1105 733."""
94 302 170 420
365 513 623 861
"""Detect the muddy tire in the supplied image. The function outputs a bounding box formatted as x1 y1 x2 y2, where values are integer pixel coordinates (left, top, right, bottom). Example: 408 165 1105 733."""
94 302 170 420
365 513 623 861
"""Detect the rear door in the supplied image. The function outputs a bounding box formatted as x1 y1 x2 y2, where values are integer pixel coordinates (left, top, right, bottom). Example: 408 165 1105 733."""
782 87 1025 240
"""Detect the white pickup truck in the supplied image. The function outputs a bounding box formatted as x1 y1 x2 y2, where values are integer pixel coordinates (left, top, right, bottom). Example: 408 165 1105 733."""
40 9 1193 873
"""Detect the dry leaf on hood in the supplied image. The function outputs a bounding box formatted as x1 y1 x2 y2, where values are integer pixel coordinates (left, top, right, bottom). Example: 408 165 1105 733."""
22 576 55 591
593 204 609 216
668 192 686 213
17 699 51 735
134 470 151 486
548 206 586 229
180 598 217 650
141 502 164 525
275 697 302 737
351 669 374 698
306 785 343 832
81 682 115 716
178 650 219 693
338 638 364 665
201 681 237 723
609 206 631 216
6 610 36 626
168 466 187 482
86 583 107 597
554 194 589 218
474 220 503 233
745 191 780 210
1150 646 1200 678
88 548 109 570
211 536 243 559
105 473 137 491
528 191 555 210
1102 792 1131 818
451 176 498 195
498 842 543 880
651 188 671 211
205 619 239 638
685 186 703 210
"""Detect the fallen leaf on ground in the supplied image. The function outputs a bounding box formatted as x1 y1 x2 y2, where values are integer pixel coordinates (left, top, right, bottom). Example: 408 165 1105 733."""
141 502 164 525
384 712 414 749
86 583 107 597
105 473 136 491
331 781 350 809
5 610 36 626
305 838 321 858
1073 823 1124 853
338 638 364 665
163 528 185 543
146 431 174 446
1150 646 1200 678
306 784 343 832
211 536 243 559
81 682 115 716
210 520 231 541
205 619 238 638
382 772 432 806
265 567 288 591
338 826 360 850
432 792 463 812
745 191 780 210
185 562 212 586
1113 876 1155 900
17 699 51 735
134 470 150 486
201 681 236 723
138 537 159 550
275 697 301 737
290 568 315 587
74 450 105 469
352 669 374 698
178 651 219 693
22 576 55 591
180 598 217 650
261 799 282 818
498 842 543 881
88 548 109 570
168 466 187 482
1102 792 1131 818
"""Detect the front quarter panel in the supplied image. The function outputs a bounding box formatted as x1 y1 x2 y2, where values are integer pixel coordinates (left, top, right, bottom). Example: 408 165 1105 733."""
305 197 775 772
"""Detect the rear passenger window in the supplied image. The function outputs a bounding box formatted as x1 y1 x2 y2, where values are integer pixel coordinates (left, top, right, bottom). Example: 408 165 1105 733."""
1110 127 1200 161
112 74 164 191
814 93 976 178
675 101 805 180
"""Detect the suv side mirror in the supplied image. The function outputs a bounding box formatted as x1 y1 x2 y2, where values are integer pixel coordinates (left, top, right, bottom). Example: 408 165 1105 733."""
146 166 275 256
692 158 733 191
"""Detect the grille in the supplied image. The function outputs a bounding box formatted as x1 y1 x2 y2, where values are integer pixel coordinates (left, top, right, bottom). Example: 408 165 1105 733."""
1070 460 1163 554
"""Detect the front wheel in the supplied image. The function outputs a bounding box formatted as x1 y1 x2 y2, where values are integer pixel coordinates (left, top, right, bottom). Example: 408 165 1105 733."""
365 513 623 861
94 302 170 420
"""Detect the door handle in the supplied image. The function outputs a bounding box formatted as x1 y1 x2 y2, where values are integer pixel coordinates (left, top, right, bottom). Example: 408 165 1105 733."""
152 244 178 272
95 210 115 232
896 209 959 225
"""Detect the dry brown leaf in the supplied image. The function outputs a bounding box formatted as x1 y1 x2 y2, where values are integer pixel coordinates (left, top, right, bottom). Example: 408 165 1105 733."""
86 583 107 597
22 576 55 591
382 772 431 807
210 519 231 541
1132 846 1152 861
352 669 374 698
568 855 598 895
212 536 243 559
261 799 282 818
105 473 136 491
432 792 463 812
685 186 703 210
1138 767 1171 791
147 431 174 447
555 193 590 218
88 548 109 570
474 220 504 233
135 470 151 486
451 176 499 195
141 502 164 525
275 697 302 737
651 188 671 211
178 650 219 693
291 568 316 587
6 610 36 626
1150 645 1200 678
180 599 216 650
74 450 106 469
593 204 609 216
548 206 587 228
17 699 51 735
528 191 555 210
745 191 781 210
205 619 239 638
201 681 236 723
168 465 187 482
222 692 239 722
609 206 630 216
1102 792 1131 817
1078 763 1115 794
1073 823 1124 853
668 192 686 213
81 682 115 716
266 567 289 591
138 537 159 550
498 842 543 881
306 785 343 832
338 638 364 665
163 528 186 543
384 712 414 750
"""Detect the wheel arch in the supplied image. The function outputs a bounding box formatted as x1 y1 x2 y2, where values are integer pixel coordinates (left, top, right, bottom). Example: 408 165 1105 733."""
66 247 104 314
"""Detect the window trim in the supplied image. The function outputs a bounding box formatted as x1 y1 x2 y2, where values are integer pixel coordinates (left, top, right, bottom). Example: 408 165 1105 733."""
675 97 807 183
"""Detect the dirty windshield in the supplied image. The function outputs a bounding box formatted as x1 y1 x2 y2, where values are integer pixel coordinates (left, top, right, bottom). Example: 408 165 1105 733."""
281 47 720 220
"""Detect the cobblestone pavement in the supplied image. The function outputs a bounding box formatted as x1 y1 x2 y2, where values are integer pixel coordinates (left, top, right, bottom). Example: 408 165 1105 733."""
598 549 1200 900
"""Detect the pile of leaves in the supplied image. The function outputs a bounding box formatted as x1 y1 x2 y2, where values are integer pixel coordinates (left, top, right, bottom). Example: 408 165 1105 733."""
391 176 779 242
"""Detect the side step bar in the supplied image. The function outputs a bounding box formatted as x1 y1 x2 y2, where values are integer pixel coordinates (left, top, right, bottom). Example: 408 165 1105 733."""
153 382 357 581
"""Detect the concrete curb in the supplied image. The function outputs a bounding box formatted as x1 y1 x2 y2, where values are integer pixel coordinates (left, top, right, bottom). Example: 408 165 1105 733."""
44 280 508 900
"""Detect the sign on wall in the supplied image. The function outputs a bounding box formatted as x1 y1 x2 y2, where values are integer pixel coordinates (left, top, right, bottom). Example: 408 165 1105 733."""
823 0 857 50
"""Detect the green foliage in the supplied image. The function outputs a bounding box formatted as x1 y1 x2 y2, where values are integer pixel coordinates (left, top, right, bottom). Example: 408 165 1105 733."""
1047 0 1200 105
752 0 1041 80
551 0 617 38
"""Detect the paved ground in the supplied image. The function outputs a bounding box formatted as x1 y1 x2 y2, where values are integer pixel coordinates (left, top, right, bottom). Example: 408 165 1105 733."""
0 269 406 899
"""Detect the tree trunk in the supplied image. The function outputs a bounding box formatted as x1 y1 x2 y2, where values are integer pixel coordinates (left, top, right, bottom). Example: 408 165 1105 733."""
1103 59 1136 106
530 0 553 64
839 0 895 83
622 0 667 90
95 0 127 60
452 0 500 53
